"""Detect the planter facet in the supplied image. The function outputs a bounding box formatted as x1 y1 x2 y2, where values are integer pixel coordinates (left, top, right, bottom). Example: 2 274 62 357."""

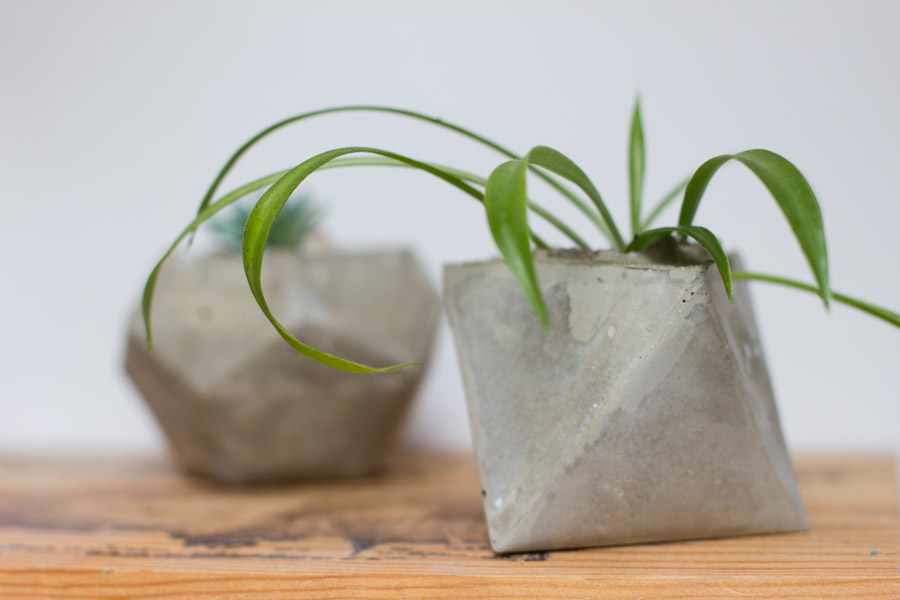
444 247 807 553
126 250 439 484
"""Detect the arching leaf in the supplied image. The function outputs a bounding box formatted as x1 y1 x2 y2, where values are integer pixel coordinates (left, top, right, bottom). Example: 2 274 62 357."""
525 145 626 250
679 149 829 304
195 105 613 244
142 170 287 349
319 157 591 249
241 146 483 373
484 159 548 329
732 271 900 328
627 225 733 302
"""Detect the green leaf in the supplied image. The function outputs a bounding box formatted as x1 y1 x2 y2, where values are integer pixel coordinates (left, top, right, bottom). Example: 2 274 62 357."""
145 146 486 372
525 145 627 251
195 105 614 244
241 146 487 373
318 156 591 250
484 159 548 329
627 225 733 302
641 176 688 230
678 149 829 305
732 271 900 329
629 97 645 237
142 170 287 349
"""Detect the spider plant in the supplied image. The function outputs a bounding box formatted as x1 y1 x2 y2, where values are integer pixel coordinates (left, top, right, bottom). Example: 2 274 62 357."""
143 101 900 373
209 191 322 251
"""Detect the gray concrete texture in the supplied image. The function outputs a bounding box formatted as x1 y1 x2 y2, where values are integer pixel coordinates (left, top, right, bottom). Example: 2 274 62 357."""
444 244 808 553
126 249 439 484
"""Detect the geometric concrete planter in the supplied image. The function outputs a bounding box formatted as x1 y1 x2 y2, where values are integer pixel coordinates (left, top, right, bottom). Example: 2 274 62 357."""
126 249 439 484
444 245 808 553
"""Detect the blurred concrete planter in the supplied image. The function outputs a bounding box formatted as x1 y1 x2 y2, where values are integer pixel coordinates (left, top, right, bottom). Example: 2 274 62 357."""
444 245 807 553
126 249 439 484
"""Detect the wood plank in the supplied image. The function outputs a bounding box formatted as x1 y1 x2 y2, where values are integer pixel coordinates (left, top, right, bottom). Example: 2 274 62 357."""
0 453 897 598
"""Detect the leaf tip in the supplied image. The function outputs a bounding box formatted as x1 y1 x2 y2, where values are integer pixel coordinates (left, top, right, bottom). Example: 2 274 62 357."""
721 270 734 303
378 361 420 373
141 285 155 351
141 302 155 351
143 318 154 349
532 293 550 331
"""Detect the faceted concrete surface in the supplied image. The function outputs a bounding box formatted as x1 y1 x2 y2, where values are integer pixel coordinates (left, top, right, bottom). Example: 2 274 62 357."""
126 250 439 484
444 245 808 553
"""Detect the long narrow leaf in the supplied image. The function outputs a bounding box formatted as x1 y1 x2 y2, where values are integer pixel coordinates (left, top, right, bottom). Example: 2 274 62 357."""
525 203 589 250
627 225 733 302
184 158 567 272
142 170 288 348
145 147 487 371
629 97 645 237
241 146 489 373
733 271 900 329
319 157 591 249
525 145 627 250
484 160 548 329
195 105 613 244
641 177 688 230
678 149 829 305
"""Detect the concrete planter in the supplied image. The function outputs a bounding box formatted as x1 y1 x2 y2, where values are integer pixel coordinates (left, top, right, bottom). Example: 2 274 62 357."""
444 245 807 553
126 249 439 484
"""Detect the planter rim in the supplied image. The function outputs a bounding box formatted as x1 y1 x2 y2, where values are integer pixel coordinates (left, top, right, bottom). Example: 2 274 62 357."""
445 245 718 272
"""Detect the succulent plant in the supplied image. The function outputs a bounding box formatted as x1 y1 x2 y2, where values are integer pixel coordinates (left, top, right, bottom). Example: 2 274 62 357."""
208 191 322 252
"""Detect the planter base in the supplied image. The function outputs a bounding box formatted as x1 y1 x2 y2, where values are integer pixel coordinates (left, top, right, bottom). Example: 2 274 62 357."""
444 248 807 553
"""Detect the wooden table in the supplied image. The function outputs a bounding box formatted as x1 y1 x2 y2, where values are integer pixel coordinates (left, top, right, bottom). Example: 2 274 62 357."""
0 452 897 598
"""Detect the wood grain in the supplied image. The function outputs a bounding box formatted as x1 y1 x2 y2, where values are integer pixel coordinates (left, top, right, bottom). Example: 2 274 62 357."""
0 452 897 598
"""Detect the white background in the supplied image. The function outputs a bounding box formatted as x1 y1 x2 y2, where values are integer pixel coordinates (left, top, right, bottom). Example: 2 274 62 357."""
1 0 898 456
